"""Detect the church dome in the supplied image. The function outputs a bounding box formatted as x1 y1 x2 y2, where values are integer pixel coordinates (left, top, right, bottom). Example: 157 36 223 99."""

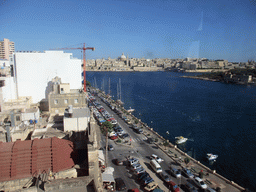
120 53 126 61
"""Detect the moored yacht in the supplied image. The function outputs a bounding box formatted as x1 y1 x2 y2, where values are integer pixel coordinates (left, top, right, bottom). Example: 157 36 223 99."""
207 153 218 161
175 136 188 144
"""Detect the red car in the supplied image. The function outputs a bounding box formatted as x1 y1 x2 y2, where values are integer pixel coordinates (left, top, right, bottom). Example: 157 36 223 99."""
110 135 118 140
128 189 139 192
169 181 180 192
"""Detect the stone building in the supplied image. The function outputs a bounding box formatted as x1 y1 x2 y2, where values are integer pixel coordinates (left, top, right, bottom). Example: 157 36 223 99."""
48 77 87 114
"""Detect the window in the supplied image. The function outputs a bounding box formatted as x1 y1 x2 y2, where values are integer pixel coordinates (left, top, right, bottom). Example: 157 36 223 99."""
16 116 20 121
74 99 78 104
64 99 68 104
54 99 58 104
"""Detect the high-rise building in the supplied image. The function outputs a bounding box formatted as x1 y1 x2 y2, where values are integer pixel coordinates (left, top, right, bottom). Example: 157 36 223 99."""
0 38 15 60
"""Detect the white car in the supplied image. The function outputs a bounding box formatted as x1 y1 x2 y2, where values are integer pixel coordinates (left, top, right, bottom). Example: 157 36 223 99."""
194 177 207 189
108 131 117 138
128 158 139 165
150 154 164 163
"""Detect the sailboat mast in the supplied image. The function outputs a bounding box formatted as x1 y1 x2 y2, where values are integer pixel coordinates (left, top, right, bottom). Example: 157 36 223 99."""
117 82 119 100
103 78 104 92
94 77 97 89
109 78 110 95
119 78 121 101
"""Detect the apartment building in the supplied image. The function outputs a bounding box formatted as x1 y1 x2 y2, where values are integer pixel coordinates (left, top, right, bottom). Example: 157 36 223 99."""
0 38 15 60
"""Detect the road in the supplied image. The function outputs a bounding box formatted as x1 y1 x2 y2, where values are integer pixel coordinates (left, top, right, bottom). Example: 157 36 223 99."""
96 96 188 191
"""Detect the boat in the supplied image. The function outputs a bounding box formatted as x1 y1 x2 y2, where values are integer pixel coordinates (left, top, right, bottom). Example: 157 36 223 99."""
127 107 135 113
175 136 188 144
207 153 218 161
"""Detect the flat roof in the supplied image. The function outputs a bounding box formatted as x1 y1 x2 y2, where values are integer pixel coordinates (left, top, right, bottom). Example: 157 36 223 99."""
64 107 90 118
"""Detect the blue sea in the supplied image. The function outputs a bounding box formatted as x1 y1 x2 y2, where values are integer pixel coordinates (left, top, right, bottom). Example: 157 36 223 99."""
87 71 256 191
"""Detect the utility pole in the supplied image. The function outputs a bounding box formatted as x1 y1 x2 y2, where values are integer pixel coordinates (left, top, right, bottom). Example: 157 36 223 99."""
105 127 108 168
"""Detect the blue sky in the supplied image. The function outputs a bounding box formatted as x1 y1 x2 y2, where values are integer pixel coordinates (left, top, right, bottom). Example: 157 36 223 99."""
1 0 256 62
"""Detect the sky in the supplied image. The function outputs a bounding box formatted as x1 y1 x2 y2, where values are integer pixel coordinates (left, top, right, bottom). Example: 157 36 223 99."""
1 0 256 62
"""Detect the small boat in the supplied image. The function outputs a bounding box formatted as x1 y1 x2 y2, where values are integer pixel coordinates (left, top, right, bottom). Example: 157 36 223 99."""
175 136 188 144
127 107 135 113
207 153 218 161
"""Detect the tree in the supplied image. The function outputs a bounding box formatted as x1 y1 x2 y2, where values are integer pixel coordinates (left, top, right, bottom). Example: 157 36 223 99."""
101 121 113 134
134 119 139 124
163 141 169 150
184 157 190 167
86 80 91 87
199 171 204 179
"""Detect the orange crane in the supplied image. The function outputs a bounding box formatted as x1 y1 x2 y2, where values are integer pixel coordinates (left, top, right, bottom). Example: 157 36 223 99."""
52 43 95 92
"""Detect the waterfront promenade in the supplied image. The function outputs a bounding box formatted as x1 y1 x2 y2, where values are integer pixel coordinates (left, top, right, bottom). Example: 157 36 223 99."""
98 91 246 192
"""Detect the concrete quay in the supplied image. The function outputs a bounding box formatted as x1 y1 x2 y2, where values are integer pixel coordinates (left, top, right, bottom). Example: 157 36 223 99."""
99 92 246 192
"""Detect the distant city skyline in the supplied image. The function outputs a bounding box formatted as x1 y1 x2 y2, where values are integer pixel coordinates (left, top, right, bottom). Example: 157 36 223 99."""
1 0 256 62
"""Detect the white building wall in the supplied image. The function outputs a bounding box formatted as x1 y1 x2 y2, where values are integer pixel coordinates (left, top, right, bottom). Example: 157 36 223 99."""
13 51 82 103
64 117 89 132
0 59 10 67
21 109 40 121
77 117 88 131
2 76 17 101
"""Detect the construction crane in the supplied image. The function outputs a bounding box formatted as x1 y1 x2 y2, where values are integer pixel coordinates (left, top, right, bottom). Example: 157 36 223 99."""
51 43 95 92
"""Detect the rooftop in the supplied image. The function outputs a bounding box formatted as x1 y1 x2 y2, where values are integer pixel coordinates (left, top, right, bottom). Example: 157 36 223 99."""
64 107 90 118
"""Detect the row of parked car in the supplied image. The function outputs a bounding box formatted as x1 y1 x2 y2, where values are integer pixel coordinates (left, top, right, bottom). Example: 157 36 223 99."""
127 157 163 192
89 95 118 126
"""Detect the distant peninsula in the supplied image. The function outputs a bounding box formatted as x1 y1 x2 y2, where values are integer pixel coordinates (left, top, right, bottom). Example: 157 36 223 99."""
182 69 256 85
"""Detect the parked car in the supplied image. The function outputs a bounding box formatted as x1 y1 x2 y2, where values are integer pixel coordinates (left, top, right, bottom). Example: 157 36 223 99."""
193 177 207 189
115 178 126 191
111 119 117 125
128 158 139 166
110 135 118 140
128 189 140 192
134 167 145 175
132 124 138 129
144 181 158 192
170 167 181 178
116 129 124 136
159 171 171 183
182 168 194 178
150 154 164 163
108 131 117 138
141 175 154 185
137 172 149 181
134 128 143 134
120 133 129 139
147 138 154 144
131 163 142 171
168 181 180 192
184 180 198 192
114 158 123 166
108 144 114 151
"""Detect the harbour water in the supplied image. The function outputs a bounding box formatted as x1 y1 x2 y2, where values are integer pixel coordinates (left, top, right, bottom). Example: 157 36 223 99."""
87 71 256 191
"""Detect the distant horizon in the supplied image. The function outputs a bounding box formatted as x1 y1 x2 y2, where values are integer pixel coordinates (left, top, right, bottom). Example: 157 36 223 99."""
12 50 245 63
1 0 256 63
